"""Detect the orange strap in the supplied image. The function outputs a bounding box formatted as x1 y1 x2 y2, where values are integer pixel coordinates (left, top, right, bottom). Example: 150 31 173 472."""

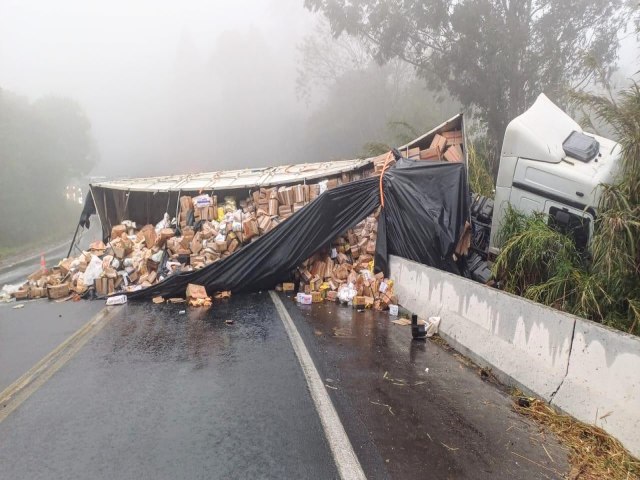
379 151 392 208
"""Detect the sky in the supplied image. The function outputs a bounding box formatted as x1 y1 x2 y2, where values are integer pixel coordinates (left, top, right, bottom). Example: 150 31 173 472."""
0 0 317 176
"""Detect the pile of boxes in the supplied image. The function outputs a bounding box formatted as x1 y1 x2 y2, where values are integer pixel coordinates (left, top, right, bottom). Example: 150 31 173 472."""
404 130 464 162
9 268 71 301
286 212 399 311
8 170 372 300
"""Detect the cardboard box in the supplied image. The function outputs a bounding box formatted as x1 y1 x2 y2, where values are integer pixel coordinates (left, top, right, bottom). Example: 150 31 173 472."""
293 184 305 203
311 291 323 303
420 147 440 160
180 195 193 211
278 205 292 217
353 296 366 307
310 275 322 291
190 235 203 255
186 283 208 300
29 286 47 299
242 218 259 240
227 238 239 253
48 283 70 300
190 255 205 268
308 184 320 201
430 133 448 152
442 130 463 145
258 215 272 232
139 224 157 247
268 199 279 216
94 278 108 296
407 147 420 159
13 288 29 300
297 293 312 305
282 282 295 292
111 225 127 239
444 144 464 163
214 239 228 253
112 242 126 260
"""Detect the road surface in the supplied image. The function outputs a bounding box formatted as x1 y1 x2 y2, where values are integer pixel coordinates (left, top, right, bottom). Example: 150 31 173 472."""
0 288 569 478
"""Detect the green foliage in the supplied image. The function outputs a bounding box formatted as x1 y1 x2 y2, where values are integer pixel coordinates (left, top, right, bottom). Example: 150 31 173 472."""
493 207 614 321
467 142 494 198
493 207 582 307
0 88 96 249
305 0 629 168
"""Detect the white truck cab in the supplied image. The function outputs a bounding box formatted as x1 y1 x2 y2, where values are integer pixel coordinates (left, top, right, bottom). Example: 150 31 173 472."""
488 93 622 255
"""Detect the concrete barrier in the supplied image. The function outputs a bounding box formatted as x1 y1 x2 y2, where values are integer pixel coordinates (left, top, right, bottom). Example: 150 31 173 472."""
389 255 575 401
389 255 640 457
551 319 640 458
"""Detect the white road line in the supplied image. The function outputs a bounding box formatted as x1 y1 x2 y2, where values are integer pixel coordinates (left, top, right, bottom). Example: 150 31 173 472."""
269 291 367 480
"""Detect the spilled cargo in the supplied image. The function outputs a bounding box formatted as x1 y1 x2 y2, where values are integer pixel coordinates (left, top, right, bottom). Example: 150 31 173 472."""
7 114 471 306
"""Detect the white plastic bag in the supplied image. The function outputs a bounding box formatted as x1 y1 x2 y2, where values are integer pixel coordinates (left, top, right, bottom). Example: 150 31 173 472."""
150 250 164 263
0 284 22 303
426 317 441 337
81 255 103 285
155 213 171 233
338 282 357 304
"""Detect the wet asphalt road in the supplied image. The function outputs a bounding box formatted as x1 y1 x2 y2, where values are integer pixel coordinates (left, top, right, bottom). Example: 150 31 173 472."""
284 297 569 479
0 291 569 479
0 242 71 287
0 299 104 391
0 219 102 286
0 293 338 479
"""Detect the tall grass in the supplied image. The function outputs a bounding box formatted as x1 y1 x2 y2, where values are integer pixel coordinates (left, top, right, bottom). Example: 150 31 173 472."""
467 141 494 198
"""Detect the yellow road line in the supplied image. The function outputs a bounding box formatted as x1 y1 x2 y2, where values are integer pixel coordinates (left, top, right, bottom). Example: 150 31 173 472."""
0 307 118 423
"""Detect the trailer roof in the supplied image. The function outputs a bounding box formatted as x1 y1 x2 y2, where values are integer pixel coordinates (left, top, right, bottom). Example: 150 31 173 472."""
90 158 373 192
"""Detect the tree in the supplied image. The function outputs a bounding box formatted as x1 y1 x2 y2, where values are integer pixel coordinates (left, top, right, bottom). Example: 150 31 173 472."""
297 19 460 162
305 0 628 172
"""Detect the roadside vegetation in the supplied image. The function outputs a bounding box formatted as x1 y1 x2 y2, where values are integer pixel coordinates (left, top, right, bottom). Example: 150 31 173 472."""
513 392 640 479
494 83 640 336
467 141 494 198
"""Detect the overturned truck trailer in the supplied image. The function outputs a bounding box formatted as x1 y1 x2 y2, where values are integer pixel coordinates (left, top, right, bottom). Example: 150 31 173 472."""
76 114 471 299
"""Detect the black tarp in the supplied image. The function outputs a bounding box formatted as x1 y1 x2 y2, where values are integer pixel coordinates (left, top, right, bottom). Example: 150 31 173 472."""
374 157 469 275
125 159 469 300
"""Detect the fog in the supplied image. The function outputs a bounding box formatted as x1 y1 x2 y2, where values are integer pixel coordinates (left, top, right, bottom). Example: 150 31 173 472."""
2 0 639 181
0 0 318 176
